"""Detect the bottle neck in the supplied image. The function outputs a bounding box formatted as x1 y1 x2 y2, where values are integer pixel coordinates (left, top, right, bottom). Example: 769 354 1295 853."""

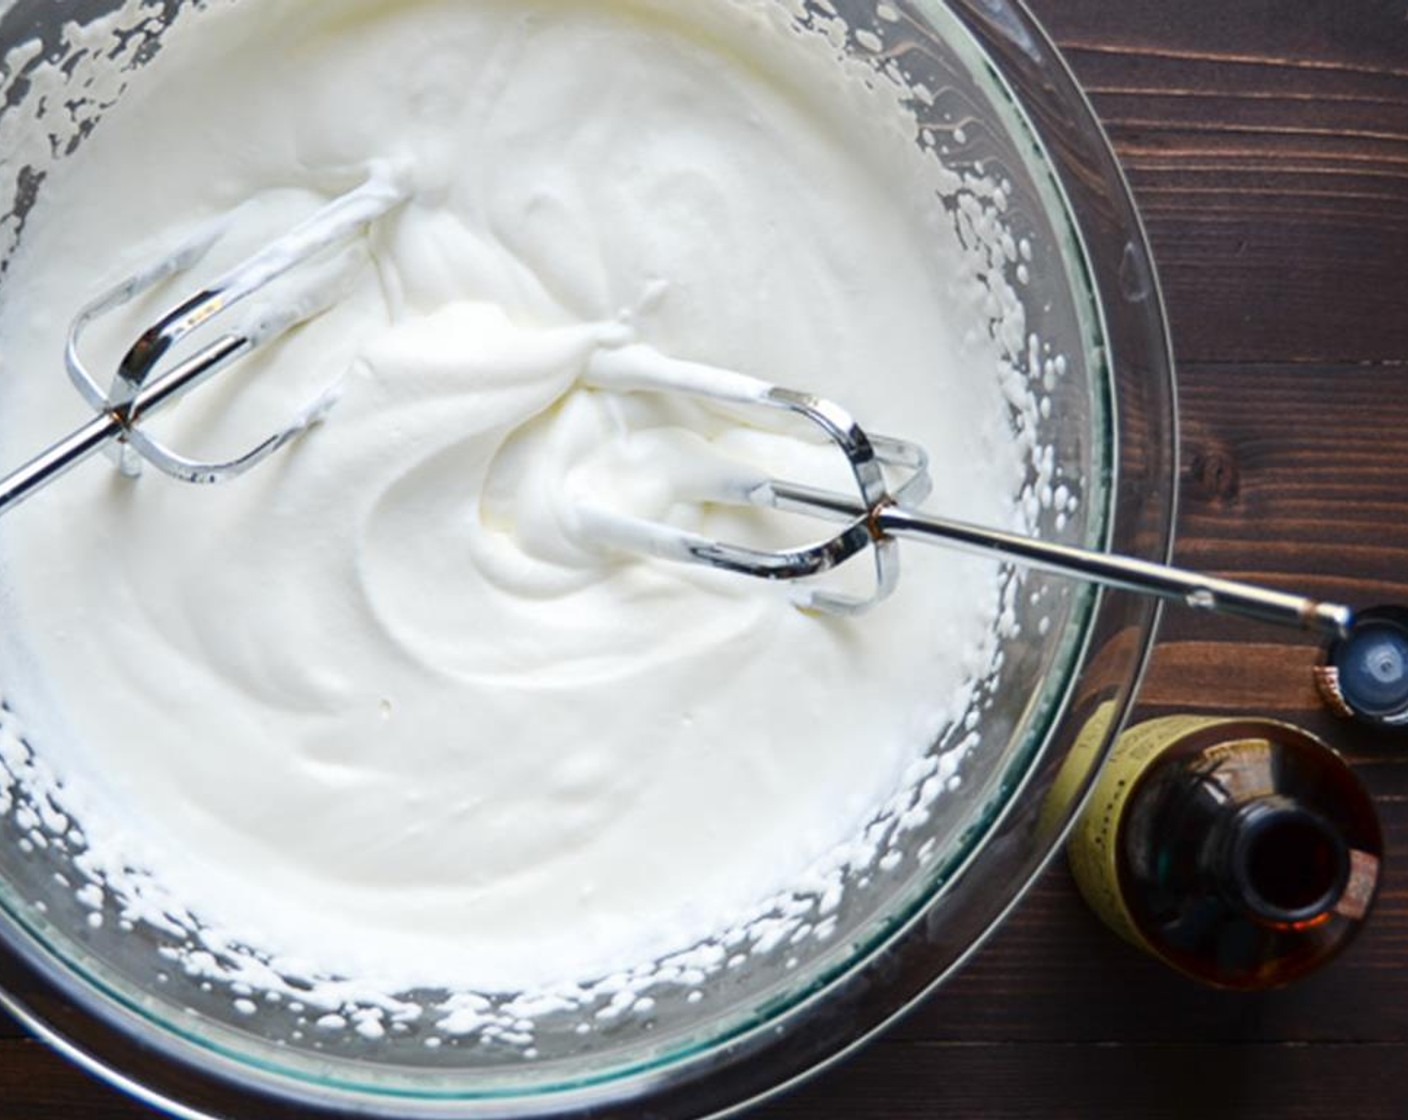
1206 795 1351 926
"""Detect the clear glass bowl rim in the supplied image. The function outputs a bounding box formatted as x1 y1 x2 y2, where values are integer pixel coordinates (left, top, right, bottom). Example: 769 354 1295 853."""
0 0 1179 1116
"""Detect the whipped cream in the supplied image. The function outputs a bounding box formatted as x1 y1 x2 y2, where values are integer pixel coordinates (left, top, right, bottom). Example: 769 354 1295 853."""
0 0 1027 1004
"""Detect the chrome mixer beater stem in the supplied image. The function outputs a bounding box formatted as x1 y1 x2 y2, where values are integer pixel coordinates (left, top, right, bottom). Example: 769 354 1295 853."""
575 354 1357 637
782 483 1353 638
0 339 244 515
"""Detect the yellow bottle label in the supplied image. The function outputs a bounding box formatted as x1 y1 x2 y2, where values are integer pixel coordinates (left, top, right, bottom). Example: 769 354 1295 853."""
1065 706 1233 951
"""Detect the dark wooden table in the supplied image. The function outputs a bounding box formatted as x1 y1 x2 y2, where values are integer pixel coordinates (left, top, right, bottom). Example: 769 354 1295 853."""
6 0 1408 1116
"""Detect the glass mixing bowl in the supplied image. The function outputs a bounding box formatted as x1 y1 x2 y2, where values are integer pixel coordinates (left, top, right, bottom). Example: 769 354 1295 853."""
0 0 1176 1116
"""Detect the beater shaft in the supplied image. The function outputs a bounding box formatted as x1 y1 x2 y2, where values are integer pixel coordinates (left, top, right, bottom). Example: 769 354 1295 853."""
770 481 1353 638
576 352 1356 636
0 337 239 516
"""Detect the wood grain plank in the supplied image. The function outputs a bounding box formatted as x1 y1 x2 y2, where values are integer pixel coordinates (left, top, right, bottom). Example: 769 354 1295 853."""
1030 0 1408 364
1137 641 1325 712
0 1038 152 1118
1154 362 1408 635
758 1040 1408 1120
1035 0 1408 74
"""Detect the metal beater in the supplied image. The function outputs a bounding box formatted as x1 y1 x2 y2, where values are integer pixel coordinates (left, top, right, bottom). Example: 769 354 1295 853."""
1 176 403 511
0 179 1354 638
577 348 1353 635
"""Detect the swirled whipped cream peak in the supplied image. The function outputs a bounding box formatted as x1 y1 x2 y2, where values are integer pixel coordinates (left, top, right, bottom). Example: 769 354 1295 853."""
0 0 1036 1018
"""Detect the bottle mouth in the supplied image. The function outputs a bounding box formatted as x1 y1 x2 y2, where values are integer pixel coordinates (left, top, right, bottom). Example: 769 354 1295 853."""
1228 803 1351 926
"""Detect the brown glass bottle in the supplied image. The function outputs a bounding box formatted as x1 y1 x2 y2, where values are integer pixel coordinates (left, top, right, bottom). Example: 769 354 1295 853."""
1067 709 1383 989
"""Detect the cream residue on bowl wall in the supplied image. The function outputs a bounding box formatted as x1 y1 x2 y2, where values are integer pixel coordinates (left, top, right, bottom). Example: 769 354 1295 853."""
0 0 1076 1051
